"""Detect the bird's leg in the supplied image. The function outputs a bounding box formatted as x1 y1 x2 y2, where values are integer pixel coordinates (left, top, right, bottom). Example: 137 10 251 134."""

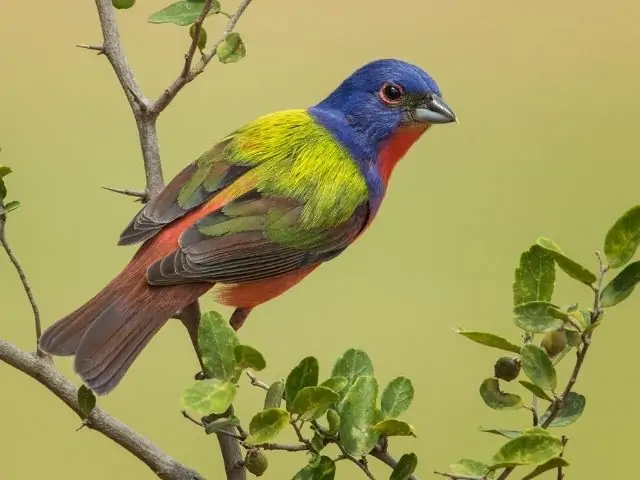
229 307 253 331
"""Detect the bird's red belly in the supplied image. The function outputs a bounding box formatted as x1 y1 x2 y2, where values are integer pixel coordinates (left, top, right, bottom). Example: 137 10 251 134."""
211 264 320 308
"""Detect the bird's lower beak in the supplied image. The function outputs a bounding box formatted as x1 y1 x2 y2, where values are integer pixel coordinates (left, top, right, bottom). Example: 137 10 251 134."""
414 94 457 124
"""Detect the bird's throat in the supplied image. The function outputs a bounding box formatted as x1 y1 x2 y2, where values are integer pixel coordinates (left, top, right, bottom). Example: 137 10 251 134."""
377 124 430 186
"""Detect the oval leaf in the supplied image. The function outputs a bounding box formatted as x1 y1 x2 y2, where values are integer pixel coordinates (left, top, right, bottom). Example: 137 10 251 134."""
492 433 564 466
514 301 564 333
372 419 416 437
338 375 379 457
513 245 555 305
181 379 237 415
604 205 640 268
479 378 523 410
331 348 374 395
0 166 12 177
204 416 241 435
292 455 336 480
326 408 340 435
234 344 266 371
455 329 521 354
148 0 220 26
540 392 586 427
285 357 319 411
390 453 418 480
264 380 285 409
245 408 290 445
600 260 640 307
520 344 556 390
536 237 597 285
291 386 339 421
77 385 96 417
217 32 247 64
449 459 491 477
198 310 238 381
319 376 348 395
519 380 553 402
380 376 414 419
522 457 570 480
478 427 522 439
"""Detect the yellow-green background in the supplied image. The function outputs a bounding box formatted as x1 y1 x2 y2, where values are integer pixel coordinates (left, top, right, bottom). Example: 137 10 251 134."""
1 0 639 478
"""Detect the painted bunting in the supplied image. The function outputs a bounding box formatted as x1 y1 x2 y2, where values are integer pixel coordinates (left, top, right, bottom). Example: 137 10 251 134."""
39 58 456 395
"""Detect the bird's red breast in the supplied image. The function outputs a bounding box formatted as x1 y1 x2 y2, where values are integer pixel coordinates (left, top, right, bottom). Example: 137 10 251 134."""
377 124 430 187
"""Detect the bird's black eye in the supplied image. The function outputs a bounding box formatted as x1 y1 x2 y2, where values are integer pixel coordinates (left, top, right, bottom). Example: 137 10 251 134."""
379 83 404 104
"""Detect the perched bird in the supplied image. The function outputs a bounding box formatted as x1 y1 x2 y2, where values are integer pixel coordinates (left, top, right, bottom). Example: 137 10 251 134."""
39 58 457 395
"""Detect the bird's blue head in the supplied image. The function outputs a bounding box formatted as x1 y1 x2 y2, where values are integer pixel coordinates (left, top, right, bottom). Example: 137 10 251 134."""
311 59 456 156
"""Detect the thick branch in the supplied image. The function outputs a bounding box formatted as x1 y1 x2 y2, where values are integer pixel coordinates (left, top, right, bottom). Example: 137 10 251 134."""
0 339 203 480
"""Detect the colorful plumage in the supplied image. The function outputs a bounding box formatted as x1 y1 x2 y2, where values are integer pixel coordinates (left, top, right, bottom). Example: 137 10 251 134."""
39 58 457 395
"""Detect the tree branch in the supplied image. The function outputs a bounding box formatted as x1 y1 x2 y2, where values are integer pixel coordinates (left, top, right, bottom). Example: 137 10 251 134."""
0 339 203 480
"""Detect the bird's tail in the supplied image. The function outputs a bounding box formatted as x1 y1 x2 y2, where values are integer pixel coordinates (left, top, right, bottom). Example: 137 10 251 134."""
39 249 212 395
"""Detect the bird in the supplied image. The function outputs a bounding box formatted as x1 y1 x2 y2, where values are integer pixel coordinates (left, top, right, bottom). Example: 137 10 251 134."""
39 58 457 395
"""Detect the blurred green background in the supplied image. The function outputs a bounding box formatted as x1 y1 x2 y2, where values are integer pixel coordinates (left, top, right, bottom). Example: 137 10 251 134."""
1 0 639 478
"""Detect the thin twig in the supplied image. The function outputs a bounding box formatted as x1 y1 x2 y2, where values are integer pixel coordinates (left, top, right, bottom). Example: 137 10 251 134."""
0 215 44 354
0 339 204 480
76 43 105 54
336 442 377 480
246 370 269 390
102 186 148 201
180 0 215 78
150 0 254 116
244 442 308 452
181 410 204 427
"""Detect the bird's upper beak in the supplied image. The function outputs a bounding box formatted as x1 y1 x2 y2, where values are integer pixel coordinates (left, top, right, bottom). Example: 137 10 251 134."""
414 94 457 124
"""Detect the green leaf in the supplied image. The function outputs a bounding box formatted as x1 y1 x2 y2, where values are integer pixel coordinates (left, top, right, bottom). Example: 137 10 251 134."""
234 344 266 372
522 457 569 480
264 380 285 409
604 205 640 268
77 385 96 417
455 329 521 354
189 24 207 50
217 32 247 64
3 200 20 213
310 432 325 452
390 453 418 480
292 455 336 480
285 356 319 411
491 433 564 467
204 416 241 435
513 245 555 305
540 392 586 427
518 380 553 402
600 260 640 307
338 375 379 457
478 427 522 439
479 378 523 410
181 379 237 415
245 408 290 445
326 408 340 435
520 344 556 390
536 237 597 285
449 459 491 477
514 301 565 333
0 166 11 177
148 0 220 26
291 386 339 421
380 376 414 419
372 419 416 437
198 311 238 381
331 348 374 395
319 376 348 395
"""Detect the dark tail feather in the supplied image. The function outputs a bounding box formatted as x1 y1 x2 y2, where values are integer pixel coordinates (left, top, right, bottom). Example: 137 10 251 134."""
39 262 212 395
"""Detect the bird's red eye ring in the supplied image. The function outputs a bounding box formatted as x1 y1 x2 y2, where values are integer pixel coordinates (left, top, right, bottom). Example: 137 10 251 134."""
379 83 404 104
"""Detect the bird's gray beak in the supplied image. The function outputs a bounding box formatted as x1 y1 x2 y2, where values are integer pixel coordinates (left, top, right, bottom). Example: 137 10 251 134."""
414 94 457 124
